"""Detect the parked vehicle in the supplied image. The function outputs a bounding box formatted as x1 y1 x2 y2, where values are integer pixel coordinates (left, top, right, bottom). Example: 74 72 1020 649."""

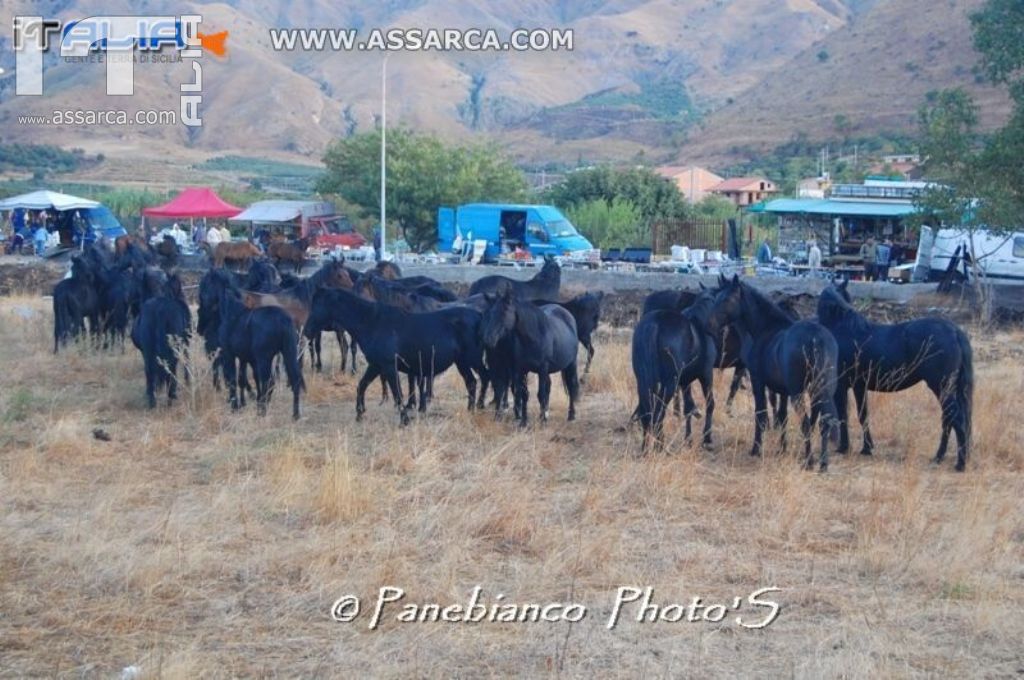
915 226 1024 285
437 203 596 262
231 200 365 251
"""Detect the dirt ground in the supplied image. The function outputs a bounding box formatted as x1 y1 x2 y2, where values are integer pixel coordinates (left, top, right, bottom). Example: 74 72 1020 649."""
0 295 1022 678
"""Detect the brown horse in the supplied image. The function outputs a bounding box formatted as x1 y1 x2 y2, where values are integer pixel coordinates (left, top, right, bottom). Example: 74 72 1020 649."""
201 241 262 269
267 237 310 274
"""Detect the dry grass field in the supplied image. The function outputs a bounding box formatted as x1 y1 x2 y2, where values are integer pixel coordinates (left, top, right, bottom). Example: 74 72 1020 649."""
1 295 1023 678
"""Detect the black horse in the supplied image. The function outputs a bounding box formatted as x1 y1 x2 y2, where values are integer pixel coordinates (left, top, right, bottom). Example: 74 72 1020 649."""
469 256 561 301
201 269 304 418
533 292 604 375
307 288 486 424
817 280 973 471
480 284 580 426
632 288 718 452
354 272 447 312
53 255 101 352
713 276 839 470
645 287 752 411
131 273 191 408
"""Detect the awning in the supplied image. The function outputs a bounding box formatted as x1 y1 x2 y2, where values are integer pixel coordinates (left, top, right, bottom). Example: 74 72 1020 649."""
749 198 918 218
0 190 100 211
230 200 308 223
142 187 241 219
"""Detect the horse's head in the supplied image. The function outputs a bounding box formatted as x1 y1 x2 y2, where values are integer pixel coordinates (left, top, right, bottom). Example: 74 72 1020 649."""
834 277 852 303
817 285 855 327
375 260 402 280
711 273 744 327
481 283 516 348
353 273 377 301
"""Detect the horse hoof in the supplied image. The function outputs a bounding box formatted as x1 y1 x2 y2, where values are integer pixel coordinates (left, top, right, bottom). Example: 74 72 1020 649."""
819 463 829 473
954 461 966 472
749 450 761 458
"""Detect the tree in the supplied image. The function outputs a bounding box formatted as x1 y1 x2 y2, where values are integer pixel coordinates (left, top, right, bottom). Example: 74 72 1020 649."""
914 0 1024 320
544 166 690 247
565 197 644 249
318 129 526 252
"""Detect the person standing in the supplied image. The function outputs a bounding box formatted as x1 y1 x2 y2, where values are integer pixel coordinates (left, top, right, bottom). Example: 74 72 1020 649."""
373 225 382 262
33 223 48 257
860 236 877 281
807 238 822 275
205 221 222 248
756 238 772 265
218 223 231 243
875 238 892 283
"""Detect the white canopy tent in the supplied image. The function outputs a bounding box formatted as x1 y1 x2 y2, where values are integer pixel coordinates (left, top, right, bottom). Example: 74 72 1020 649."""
230 200 333 225
0 189 99 212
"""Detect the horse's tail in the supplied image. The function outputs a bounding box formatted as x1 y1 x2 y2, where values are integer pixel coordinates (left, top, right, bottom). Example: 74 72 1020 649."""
955 328 974 451
281 325 306 394
53 289 74 353
631 317 661 431
811 332 841 440
153 313 180 391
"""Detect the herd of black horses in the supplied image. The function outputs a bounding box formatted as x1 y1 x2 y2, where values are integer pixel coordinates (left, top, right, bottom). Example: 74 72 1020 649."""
49 241 973 472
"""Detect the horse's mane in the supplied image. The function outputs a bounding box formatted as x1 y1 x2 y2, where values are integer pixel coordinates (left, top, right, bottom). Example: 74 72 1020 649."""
740 282 796 328
512 297 549 341
818 285 871 332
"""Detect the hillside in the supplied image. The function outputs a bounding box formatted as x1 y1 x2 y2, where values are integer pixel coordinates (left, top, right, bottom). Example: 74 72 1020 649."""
0 0 1013 168
675 0 1013 165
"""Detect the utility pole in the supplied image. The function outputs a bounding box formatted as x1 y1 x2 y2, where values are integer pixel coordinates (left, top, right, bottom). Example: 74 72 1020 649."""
379 55 388 261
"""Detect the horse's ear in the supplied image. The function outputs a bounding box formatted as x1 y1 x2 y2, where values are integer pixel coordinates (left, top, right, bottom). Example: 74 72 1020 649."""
839 277 849 291
731 273 740 285
718 272 727 287
699 281 707 291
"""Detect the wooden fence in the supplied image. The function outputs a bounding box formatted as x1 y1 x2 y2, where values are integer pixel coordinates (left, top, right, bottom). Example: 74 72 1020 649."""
651 218 729 255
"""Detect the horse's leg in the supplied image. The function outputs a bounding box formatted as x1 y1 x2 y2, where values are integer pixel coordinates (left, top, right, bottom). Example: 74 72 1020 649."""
952 398 969 472
456 361 477 411
167 355 179 405
537 369 552 423
750 380 768 458
224 355 240 411
584 339 595 375
336 331 347 373
562 362 579 422
700 370 715 447
853 382 873 455
349 336 358 375
355 364 380 421
255 357 274 416
515 372 530 427
404 374 417 411
777 392 789 453
308 335 320 372
384 367 409 426
682 380 694 441
726 365 745 413
835 382 851 454
653 384 674 451
800 410 815 470
809 402 828 471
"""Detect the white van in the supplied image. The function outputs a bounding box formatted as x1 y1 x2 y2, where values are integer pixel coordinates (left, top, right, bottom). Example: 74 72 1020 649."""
914 226 1024 285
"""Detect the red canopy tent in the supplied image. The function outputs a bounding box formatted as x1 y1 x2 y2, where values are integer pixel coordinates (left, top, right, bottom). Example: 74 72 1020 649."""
143 187 242 219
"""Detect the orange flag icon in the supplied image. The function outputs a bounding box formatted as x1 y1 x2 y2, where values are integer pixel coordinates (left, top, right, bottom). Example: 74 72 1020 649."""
197 30 228 57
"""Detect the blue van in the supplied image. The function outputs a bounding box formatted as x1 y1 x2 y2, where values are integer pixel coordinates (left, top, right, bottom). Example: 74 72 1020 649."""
438 203 594 261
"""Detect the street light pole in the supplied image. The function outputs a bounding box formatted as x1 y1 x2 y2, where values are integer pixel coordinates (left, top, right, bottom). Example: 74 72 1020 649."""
379 55 387 261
